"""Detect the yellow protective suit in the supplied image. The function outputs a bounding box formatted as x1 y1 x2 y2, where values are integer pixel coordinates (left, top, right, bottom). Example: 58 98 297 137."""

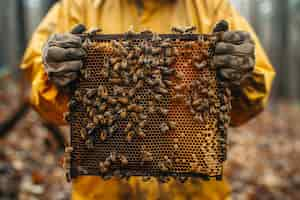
21 0 275 199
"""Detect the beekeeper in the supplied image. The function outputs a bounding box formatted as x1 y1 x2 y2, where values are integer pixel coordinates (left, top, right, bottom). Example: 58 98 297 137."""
21 0 275 199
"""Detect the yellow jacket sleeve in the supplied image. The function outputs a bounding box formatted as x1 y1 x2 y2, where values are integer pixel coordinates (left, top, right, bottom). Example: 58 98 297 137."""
20 0 85 124
209 0 276 126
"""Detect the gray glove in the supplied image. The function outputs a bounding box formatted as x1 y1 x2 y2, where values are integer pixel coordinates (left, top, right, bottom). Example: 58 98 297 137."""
213 20 255 86
42 25 87 87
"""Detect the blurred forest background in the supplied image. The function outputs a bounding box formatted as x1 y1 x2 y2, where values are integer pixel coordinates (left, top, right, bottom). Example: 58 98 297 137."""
0 0 299 200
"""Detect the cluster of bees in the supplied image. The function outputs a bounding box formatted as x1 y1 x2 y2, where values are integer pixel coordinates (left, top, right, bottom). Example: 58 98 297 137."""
64 27 231 181
70 32 182 149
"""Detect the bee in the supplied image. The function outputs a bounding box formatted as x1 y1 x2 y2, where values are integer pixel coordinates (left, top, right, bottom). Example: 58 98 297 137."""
208 90 216 99
164 57 176 66
185 26 196 34
160 122 170 133
131 112 140 122
119 109 127 119
82 96 92 106
142 176 151 182
200 49 209 58
127 51 135 59
151 33 161 41
135 68 144 79
148 105 156 114
85 138 94 149
157 107 168 116
175 71 184 80
194 60 208 70
120 59 128 69
100 130 107 141
96 115 105 125
127 104 137 111
74 90 83 101
80 128 88 140
220 105 228 112
192 54 203 62
173 144 179 151
200 88 208 95
174 83 187 92
210 107 217 114
172 94 185 103
168 121 177 130
126 131 134 142
65 146 73 153
98 103 108 112
82 69 89 80
164 47 173 57
178 176 188 183
194 114 204 123
156 87 169 95
151 47 161 55
219 113 230 124
123 122 133 133
135 80 144 89
109 57 121 65
93 116 100 125
97 86 108 100
138 120 147 128
141 150 153 162
146 78 156 86
68 99 77 111
192 99 202 107
137 129 146 138
225 88 231 96
192 154 198 161
99 161 108 174
77 166 88 175
106 97 116 105
158 162 168 172
190 162 199 172
162 80 174 88
164 156 172 166
88 108 97 118
132 73 139 83
139 113 148 120
128 88 136 97
63 112 71 122
119 154 128 166
109 151 117 163
112 62 121 72
118 97 129 105
172 47 179 56
171 26 185 34
107 116 114 126
111 78 123 85
184 41 194 49
138 54 145 65
104 158 112 168
160 41 172 50
108 125 118 135
153 94 163 102
86 122 96 130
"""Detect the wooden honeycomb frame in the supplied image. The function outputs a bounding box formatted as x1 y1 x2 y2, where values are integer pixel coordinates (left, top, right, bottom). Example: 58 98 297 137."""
68 33 230 181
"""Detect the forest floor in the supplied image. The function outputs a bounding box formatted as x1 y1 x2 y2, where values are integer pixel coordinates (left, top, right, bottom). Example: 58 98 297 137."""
0 78 299 200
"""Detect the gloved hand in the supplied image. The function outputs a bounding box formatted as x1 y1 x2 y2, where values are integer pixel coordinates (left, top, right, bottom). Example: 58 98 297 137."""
42 25 87 87
213 20 255 86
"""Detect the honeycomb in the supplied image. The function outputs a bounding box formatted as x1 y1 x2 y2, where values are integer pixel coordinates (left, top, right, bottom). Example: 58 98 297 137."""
68 33 231 181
